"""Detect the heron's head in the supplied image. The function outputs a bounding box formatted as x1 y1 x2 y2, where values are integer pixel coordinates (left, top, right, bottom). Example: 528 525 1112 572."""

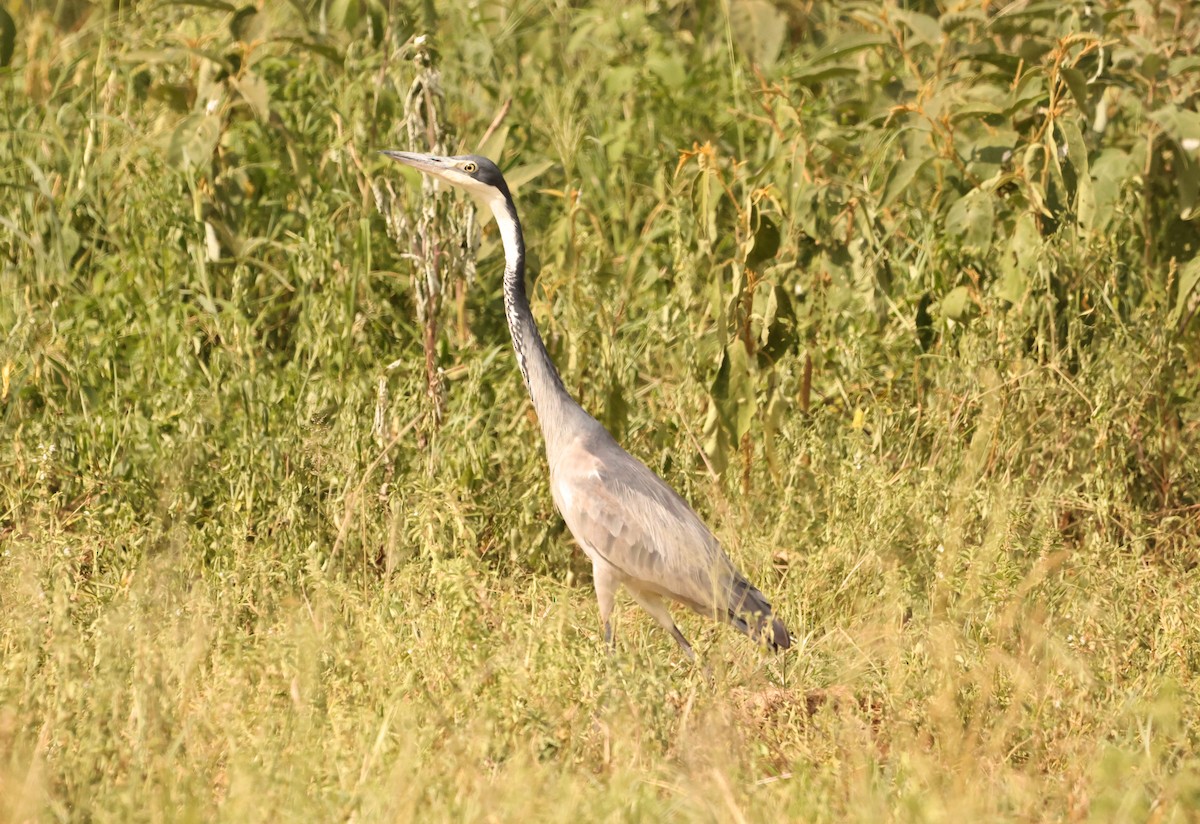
381 151 511 205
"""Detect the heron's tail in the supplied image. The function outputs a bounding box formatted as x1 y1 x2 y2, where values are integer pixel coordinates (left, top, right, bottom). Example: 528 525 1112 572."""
728 577 791 651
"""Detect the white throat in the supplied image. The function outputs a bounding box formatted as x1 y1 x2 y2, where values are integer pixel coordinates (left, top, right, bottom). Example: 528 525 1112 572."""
487 191 522 264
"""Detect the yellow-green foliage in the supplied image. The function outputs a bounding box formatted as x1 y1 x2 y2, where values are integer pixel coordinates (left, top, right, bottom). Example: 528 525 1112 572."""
2 1 1199 821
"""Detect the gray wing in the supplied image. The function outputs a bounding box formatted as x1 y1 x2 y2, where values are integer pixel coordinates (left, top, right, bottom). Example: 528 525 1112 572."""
551 435 739 615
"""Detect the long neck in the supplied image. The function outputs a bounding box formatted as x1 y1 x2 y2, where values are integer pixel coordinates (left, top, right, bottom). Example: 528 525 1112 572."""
487 191 581 451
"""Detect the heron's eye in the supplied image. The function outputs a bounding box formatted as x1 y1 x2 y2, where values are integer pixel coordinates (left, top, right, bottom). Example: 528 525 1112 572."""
462 161 478 173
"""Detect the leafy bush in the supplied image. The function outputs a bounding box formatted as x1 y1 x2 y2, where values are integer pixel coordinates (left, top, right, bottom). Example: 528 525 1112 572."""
1 1 1198 820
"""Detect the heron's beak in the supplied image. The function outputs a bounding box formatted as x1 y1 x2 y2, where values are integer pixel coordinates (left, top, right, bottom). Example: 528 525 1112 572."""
381 149 492 208
380 150 451 178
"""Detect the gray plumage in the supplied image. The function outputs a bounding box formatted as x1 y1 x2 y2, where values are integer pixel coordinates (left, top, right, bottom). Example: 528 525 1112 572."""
383 150 790 659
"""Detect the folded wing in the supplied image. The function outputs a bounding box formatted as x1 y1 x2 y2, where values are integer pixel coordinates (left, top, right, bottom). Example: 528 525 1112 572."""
554 437 748 620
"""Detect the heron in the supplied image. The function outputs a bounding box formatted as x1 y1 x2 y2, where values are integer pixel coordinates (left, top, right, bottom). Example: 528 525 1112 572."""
383 151 790 660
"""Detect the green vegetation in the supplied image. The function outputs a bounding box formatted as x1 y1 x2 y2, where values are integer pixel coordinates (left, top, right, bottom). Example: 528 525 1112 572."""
2 0 1199 819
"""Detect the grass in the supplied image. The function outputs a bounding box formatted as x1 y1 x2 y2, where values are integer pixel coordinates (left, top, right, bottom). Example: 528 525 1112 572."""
2 0 1200 821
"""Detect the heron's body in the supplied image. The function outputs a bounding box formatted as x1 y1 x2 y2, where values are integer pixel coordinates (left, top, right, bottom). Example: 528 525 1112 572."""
384 151 790 659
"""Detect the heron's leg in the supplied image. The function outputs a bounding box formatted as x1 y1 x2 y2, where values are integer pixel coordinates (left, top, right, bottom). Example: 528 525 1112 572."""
592 560 618 649
628 589 695 661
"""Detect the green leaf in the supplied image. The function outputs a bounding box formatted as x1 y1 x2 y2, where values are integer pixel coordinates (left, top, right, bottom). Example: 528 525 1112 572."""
807 33 891 64
881 157 929 208
944 188 994 255
696 167 721 251
1044 128 1066 211
1089 148 1133 232
1178 153 1199 221
603 66 638 97
761 383 785 477
646 54 686 90
702 401 730 476
751 282 779 350
1060 68 1088 110
729 0 787 68
1058 119 1094 229
940 285 973 322
505 160 554 193
708 267 727 333
148 82 192 112
751 283 797 360
1150 105 1200 145
234 71 270 120
168 114 222 172
1058 119 1088 176
997 212 1040 305
940 8 986 31
330 0 364 32
893 10 942 47
745 212 780 269
1171 256 1200 328
59 224 80 266
711 339 757 441
170 0 237 11
1141 52 1164 81
791 33 890 85
1021 144 1053 217
275 37 343 65
603 376 629 440
230 6 266 42
475 123 509 163
950 102 1005 122
1007 72 1046 115
1146 107 1200 218
988 0 1059 28
963 128 1018 180
0 8 14 68
789 65 861 85
1168 55 1200 76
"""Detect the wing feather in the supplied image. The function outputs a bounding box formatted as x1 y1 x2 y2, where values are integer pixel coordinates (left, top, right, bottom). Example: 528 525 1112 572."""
552 438 736 613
